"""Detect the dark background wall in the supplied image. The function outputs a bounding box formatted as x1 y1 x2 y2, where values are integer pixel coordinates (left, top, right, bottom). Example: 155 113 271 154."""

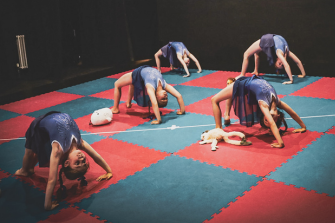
156 0 335 76
0 0 157 82
1 0 334 85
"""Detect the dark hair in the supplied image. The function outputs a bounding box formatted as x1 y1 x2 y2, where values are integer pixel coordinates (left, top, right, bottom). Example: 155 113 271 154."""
157 99 168 108
56 151 89 202
260 110 288 135
227 77 236 85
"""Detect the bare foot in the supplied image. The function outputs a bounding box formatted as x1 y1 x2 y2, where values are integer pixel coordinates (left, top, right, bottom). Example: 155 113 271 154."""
126 103 132 108
183 74 190 78
15 168 31 177
111 108 120 114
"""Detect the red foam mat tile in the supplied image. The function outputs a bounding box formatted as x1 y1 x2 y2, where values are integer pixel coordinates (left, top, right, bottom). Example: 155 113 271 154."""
181 71 239 88
0 91 84 114
205 180 335 223
38 206 106 223
290 77 335 100
152 66 171 73
326 126 335 135
90 85 130 101
0 115 35 145
176 125 322 176
0 169 10 180
18 137 170 204
106 69 134 79
75 104 173 137
185 96 239 120
180 71 260 89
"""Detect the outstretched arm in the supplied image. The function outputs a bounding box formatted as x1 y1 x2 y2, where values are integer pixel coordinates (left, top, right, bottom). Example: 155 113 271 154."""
288 51 306 78
45 142 63 210
188 53 202 73
277 100 306 133
176 54 191 77
277 51 294 84
79 140 112 181
154 50 163 73
146 86 162 124
259 103 284 148
165 84 185 114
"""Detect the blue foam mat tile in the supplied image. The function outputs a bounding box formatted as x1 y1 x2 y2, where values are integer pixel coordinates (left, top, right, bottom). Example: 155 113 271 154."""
26 97 113 119
57 77 117 96
166 85 219 110
280 96 335 132
267 133 335 197
0 139 26 174
262 74 321 95
0 109 21 122
74 155 262 223
79 130 107 145
162 69 217 85
0 176 67 223
111 112 215 153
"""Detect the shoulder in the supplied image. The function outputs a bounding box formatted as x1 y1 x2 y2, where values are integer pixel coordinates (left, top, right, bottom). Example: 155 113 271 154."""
258 100 269 108
51 142 63 158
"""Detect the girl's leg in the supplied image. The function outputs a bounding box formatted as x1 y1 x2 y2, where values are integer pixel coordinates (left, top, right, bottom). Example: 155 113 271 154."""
252 52 260 75
15 148 36 176
29 152 38 174
126 85 134 108
111 72 133 113
240 40 262 77
211 84 234 129
224 98 233 125
188 53 202 73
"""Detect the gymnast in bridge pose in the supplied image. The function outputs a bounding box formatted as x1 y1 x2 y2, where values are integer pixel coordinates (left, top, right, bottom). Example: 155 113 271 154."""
155 41 202 77
211 75 306 148
15 112 112 210
111 66 185 124
238 34 306 84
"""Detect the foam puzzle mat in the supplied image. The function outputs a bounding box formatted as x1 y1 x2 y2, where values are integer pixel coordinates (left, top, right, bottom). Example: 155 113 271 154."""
0 68 334 223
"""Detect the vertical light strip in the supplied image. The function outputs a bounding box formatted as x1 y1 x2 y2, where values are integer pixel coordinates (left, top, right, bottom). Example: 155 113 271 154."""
16 35 28 69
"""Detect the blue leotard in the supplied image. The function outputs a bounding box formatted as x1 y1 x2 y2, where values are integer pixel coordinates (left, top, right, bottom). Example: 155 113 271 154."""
132 66 166 107
259 34 290 66
170 42 189 56
273 35 289 56
232 75 279 127
160 42 189 68
25 112 81 167
141 67 166 90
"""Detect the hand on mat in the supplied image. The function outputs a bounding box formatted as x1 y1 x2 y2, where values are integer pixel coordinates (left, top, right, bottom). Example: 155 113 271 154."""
293 128 306 133
251 71 259 76
271 142 284 148
176 110 185 115
282 80 293 85
151 120 162 125
46 201 59 211
96 173 113 181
